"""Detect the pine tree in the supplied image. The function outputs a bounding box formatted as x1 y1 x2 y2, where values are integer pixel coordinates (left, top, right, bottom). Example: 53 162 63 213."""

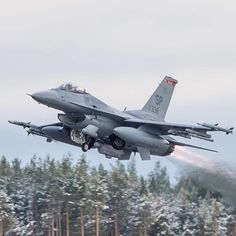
0 156 11 179
148 161 170 196
107 161 129 236
0 188 17 235
170 196 201 236
0 154 234 235
139 176 148 196
58 155 74 236
199 197 230 236
0 157 20 235
73 155 90 236
149 196 173 236
89 165 109 236
125 158 152 236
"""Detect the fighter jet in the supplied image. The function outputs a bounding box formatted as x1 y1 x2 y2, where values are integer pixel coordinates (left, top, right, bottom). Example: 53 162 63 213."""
9 77 234 160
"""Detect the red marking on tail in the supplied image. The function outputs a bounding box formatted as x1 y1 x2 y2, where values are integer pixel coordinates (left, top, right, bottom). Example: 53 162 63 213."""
165 79 177 87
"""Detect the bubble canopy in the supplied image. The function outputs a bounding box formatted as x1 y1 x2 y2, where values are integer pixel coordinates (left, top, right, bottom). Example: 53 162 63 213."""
55 83 87 94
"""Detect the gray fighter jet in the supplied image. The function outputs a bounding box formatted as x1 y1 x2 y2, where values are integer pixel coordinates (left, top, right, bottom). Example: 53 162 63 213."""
9 77 234 160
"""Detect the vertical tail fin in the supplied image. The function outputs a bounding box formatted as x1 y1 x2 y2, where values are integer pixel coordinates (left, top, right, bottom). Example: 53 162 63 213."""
142 76 178 121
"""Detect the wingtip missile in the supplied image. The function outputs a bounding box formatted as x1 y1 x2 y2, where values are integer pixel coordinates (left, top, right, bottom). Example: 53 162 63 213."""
227 127 234 135
197 122 234 135
8 120 23 126
8 120 32 129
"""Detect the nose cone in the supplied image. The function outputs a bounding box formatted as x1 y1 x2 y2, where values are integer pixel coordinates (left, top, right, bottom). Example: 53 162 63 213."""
31 90 58 105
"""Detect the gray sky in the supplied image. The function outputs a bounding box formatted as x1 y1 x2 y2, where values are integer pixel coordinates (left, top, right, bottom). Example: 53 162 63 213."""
0 0 235 177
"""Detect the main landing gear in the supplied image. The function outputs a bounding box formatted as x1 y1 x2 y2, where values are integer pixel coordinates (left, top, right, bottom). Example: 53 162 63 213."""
110 135 126 150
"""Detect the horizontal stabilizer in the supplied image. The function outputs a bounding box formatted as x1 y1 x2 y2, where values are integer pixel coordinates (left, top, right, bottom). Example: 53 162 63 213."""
168 140 218 153
137 147 151 160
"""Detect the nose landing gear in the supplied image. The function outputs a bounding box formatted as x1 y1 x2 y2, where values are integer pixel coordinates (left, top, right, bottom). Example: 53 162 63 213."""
82 137 96 152
70 129 96 152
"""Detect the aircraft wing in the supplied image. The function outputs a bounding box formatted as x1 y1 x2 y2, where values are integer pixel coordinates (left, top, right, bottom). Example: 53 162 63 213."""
125 118 211 131
124 118 219 142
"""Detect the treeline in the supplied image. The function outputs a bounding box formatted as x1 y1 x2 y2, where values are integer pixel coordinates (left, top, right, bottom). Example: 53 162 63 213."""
0 154 235 236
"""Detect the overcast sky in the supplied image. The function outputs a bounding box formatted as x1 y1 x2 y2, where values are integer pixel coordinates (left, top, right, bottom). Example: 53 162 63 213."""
0 0 235 177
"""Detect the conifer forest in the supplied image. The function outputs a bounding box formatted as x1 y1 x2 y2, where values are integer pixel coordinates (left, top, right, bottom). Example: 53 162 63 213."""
0 154 235 236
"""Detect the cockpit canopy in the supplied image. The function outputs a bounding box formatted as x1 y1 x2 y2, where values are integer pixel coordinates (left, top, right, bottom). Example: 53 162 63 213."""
56 83 87 94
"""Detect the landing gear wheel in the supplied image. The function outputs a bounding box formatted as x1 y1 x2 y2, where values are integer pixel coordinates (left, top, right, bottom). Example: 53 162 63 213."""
82 143 90 152
81 137 96 152
111 136 126 150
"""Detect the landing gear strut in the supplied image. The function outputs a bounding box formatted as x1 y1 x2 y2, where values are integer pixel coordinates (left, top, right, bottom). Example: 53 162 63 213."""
82 137 96 152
